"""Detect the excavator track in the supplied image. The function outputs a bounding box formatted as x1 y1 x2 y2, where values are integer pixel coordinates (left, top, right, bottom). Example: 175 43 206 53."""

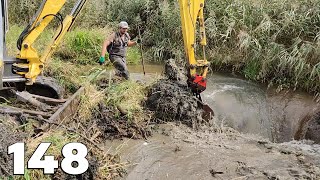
15 76 65 99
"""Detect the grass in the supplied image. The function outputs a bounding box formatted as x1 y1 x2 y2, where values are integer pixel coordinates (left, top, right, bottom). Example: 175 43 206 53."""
56 28 108 65
126 47 141 65
77 83 105 121
104 79 147 119
203 0 320 93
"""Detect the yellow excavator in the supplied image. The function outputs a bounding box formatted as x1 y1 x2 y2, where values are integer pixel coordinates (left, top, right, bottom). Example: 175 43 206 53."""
0 0 210 115
0 0 87 98
179 0 213 117
179 0 209 99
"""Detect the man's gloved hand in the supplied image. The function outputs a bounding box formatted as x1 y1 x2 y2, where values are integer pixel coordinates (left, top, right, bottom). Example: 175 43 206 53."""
136 38 141 44
99 56 105 65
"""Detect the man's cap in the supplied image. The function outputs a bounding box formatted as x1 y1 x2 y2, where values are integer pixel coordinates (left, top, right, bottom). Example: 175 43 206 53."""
119 21 129 29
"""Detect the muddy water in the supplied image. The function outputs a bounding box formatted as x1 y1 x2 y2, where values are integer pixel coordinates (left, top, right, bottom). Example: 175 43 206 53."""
105 124 320 179
202 74 272 139
127 64 164 83
202 73 319 142
128 64 164 74
128 64 319 143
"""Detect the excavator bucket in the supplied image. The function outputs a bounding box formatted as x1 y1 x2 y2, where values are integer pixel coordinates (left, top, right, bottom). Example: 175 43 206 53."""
198 100 214 121
188 75 214 120
202 104 214 120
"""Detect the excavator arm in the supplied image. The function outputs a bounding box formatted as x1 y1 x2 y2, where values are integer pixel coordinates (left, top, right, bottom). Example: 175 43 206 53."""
11 0 87 84
179 0 209 96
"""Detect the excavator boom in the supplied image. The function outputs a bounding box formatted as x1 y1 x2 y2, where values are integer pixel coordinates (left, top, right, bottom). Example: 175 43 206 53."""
179 0 213 118
179 0 209 96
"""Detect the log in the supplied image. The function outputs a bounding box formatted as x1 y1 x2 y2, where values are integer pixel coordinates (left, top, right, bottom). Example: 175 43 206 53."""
29 93 67 105
0 105 52 117
49 87 84 122
13 90 50 110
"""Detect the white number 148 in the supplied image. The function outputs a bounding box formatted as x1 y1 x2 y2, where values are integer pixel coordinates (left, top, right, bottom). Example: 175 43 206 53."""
8 142 89 175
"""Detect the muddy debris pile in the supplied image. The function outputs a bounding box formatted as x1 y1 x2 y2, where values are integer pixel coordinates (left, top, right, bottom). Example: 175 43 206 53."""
93 103 151 139
145 59 205 128
164 59 188 83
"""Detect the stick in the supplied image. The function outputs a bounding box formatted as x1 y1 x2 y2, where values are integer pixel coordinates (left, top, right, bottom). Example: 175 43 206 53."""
0 105 52 117
137 25 146 75
0 163 10 176
29 93 67 104
12 90 50 110
36 116 104 152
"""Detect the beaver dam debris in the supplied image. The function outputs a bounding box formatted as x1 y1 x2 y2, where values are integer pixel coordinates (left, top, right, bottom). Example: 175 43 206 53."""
93 103 151 139
146 79 204 128
145 59 210 128
0 60 319 179
0 87 84 128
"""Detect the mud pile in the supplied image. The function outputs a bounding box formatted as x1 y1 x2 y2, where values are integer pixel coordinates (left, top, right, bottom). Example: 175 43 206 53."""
164 59 187 83
93 103 151 139
0 119 25 176
145 59 204 128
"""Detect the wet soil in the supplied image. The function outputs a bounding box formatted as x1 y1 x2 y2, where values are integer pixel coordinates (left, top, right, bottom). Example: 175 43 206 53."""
94 103 151 140
305 111 320 143
0 116 26 177
145 79 204 128
104 123 320 179
145 59 206 128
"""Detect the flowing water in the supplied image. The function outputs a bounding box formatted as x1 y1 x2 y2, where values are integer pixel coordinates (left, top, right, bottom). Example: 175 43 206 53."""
128 64 319 143
202 73 319 142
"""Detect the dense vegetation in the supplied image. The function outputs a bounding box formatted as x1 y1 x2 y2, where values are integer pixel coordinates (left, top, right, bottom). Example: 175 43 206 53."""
7 0 320 94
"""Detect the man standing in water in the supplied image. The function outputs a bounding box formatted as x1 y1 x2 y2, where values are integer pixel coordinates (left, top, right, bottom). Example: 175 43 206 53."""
99 21 140 79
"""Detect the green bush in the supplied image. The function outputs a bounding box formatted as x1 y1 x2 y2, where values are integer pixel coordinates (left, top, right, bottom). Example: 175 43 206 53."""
204 0 320 93
55 28 106 65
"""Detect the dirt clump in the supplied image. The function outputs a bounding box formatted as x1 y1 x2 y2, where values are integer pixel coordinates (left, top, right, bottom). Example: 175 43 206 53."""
145 59 205 128
164 59 187 83
93 103 151 139
145 79 204 128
